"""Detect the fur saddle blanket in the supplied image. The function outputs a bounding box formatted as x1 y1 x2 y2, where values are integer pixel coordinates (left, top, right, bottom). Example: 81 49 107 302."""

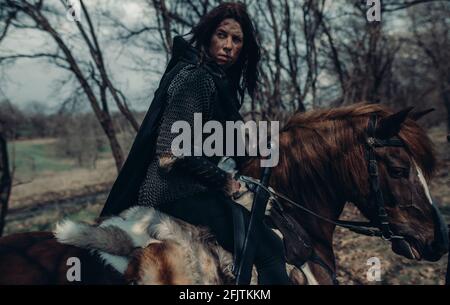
54 185 317 285
54 205 238 284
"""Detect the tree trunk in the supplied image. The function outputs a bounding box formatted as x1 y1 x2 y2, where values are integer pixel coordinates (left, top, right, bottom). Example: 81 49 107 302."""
7 1 126 172
0 133 11 237
102 116 124 171
441 84 450 142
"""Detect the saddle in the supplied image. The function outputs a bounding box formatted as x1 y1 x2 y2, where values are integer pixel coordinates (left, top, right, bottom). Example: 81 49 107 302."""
181 156 315 282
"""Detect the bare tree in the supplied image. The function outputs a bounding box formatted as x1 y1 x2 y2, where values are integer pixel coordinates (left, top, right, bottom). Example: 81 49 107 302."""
382 0 446 12
0 130 11 237
76 1 140 133
0 99 23 139
313 2 402 106
112 0 321 121
0 0 140 171
54 112 104 168
2 0 448 144
409 1 450 136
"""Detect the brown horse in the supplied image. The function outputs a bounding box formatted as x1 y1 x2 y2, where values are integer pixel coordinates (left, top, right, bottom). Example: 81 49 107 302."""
0 103 447 284
0 231 126 284
240 103 448 284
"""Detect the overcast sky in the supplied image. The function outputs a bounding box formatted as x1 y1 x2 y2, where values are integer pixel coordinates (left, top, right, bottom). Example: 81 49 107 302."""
0 0 166 113
0 0 418 114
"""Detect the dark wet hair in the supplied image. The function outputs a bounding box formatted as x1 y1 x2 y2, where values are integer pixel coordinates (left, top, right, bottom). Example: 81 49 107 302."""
189 2 261 103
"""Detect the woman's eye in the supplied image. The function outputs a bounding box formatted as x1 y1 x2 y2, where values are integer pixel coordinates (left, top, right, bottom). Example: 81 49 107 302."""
217 32 226 39
233 37 242 44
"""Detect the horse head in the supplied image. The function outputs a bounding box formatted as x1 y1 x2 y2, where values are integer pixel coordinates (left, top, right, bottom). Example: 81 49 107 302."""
242 103 448 284
347 106 448 262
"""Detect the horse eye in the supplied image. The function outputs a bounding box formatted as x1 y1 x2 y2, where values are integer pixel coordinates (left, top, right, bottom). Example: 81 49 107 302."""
389 167 409 179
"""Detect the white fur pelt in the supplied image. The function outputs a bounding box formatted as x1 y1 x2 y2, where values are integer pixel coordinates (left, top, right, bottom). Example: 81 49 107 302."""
54 191 302 284
53 206 235 282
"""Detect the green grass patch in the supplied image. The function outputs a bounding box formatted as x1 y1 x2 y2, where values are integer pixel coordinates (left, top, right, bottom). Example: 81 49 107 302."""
65 207 100 223
8 140 76 178
4 203 103 235
6 136 127 182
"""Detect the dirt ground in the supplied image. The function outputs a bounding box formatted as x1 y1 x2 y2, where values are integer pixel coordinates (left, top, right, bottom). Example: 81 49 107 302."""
9 156 116 210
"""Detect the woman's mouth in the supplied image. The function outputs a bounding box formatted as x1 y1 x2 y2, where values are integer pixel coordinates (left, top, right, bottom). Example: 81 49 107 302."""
217 54 230 61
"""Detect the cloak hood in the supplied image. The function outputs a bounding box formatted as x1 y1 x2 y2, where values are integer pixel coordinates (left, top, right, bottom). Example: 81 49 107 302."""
100 36 243 217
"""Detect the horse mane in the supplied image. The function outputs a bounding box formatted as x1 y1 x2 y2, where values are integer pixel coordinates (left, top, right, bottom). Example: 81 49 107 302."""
263 102 437 214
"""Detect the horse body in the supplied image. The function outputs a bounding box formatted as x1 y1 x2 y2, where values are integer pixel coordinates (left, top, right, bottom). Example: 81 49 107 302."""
0 206 242 285
0 103 447 285
0 231 124 285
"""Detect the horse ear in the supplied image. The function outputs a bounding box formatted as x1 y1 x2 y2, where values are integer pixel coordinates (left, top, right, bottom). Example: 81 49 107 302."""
409 108 435 121
375 107 414 139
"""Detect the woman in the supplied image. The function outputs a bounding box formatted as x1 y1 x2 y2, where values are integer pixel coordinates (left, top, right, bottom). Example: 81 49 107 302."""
101 2 291 285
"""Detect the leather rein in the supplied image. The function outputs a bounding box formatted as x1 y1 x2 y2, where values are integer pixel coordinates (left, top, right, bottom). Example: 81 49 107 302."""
235 114 410 284
237 114 406 242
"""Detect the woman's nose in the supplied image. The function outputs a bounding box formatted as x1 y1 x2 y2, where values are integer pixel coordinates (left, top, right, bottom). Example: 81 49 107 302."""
223 37 233 52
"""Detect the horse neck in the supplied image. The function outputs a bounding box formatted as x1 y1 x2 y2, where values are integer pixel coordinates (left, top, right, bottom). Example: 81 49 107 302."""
287 188 347 276
241 157 348 278
240 125 359 277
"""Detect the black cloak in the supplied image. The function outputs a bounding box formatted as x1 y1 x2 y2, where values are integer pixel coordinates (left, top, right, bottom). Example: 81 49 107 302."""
100 36 243 217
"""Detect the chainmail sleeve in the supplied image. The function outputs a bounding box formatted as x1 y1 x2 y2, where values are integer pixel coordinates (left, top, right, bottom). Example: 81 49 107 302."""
137 64 230 207
155 65 214 157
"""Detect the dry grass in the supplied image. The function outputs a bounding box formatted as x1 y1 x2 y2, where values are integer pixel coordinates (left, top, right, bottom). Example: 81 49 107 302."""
9 158 116 209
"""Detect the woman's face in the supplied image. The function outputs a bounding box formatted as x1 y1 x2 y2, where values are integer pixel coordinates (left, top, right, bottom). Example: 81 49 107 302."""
208 18 244 68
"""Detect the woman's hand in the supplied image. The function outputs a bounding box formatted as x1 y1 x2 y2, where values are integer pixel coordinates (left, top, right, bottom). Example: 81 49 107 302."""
230 179 242 193
223 174 242 197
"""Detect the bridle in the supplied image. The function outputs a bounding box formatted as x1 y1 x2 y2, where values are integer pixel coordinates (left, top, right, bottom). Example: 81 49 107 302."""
235 114 411 284
237 114 407 242
363 114 406 241
236 113 450 285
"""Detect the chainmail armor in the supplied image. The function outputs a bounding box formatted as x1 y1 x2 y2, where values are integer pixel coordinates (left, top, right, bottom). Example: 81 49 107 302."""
137 64 221 207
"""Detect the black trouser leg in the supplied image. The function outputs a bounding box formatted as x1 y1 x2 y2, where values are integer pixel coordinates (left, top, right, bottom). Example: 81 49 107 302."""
157 191 291 285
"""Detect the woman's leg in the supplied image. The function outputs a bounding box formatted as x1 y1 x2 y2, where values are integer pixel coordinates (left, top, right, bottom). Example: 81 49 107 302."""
157 191 235 251
157 191 291 285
